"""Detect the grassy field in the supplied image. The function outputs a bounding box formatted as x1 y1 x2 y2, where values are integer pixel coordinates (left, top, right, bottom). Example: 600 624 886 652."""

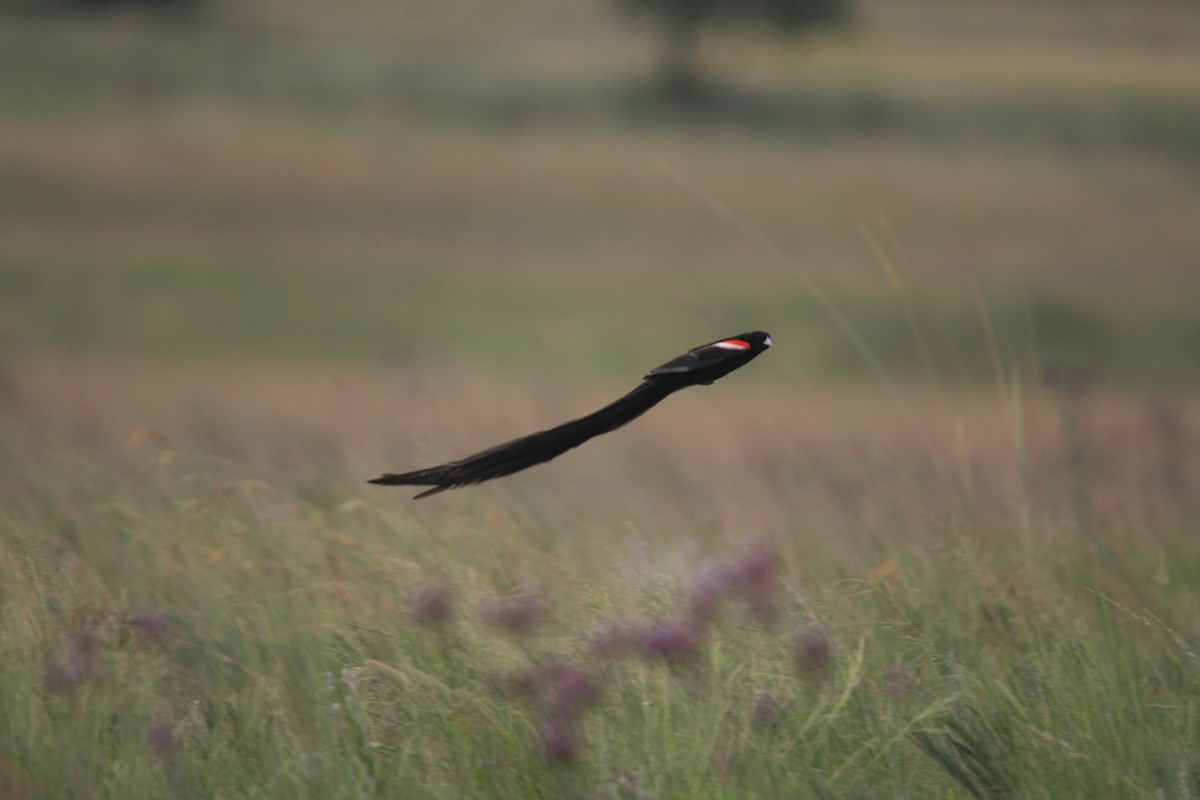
2 0 1200 797
3 357 1199 798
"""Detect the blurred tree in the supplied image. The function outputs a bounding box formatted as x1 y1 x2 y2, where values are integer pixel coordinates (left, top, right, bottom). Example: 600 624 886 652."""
23 0 202 14
615 0 852 99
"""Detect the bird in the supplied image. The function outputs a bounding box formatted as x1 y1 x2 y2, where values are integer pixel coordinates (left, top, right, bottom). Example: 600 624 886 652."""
369 331 772 498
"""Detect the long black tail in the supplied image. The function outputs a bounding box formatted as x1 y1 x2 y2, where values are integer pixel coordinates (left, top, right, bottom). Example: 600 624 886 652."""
369 379 680 498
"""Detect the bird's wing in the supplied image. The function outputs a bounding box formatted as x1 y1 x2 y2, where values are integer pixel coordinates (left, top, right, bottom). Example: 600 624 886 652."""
644 337 753 377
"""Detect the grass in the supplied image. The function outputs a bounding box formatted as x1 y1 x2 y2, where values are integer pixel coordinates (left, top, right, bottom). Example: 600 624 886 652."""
1 357 1199 798
2 0 1200 795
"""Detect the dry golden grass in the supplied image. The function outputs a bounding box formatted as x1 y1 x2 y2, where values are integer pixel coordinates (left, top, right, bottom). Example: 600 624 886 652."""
6 354 1196 575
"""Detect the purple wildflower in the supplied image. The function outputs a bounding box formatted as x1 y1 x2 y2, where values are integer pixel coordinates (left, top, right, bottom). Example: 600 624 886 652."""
479 592 547 635
585 618 645 659
498 659 602 718
729 541 781 622
541 661 602 718
408 584 453 626
686 560 740 626
793 625 833 678
685 541 782 625
539 714 581 763
750 692 783 728
44 624 101 692
640 619 702 663
127 609 170 643
144 720 179 756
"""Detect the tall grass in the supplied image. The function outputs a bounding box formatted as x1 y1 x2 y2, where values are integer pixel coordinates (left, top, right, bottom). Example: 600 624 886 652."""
1 355 1197 798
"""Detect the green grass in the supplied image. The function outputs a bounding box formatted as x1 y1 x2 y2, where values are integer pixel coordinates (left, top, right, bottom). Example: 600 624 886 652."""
2 357 1199 798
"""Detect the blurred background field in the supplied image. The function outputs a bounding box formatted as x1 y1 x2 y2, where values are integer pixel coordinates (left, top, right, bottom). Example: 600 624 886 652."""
3 0 1199 382
2 0 1200 797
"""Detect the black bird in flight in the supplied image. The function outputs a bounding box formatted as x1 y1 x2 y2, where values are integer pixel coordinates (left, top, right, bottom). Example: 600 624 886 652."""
369 331 772 498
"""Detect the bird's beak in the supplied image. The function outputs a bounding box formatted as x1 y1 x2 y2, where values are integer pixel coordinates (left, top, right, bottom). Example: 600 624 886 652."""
763 335 772 348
